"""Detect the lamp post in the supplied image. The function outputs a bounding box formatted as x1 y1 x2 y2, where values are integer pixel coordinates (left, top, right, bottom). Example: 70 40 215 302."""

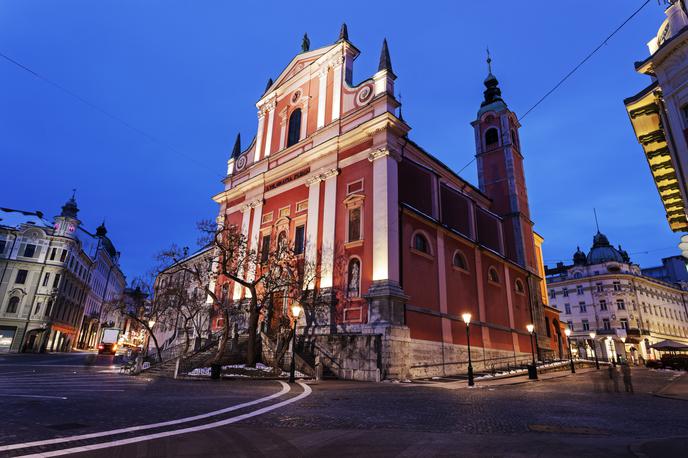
145 319 155 358
526 324 538 380
589 331 600 370
564 328 575 374
289 303 303 384
462 313 474 387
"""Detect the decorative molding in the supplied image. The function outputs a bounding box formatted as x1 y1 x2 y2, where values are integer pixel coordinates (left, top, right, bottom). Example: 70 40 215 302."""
306 167 340 186
368 147 400 162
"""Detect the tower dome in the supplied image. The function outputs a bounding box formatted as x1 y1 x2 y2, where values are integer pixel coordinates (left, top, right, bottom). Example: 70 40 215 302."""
586 231 625 264
60 192 79 219
573 246 587 265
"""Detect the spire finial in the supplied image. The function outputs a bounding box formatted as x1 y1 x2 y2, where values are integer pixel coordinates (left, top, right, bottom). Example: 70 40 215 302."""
232 133 241 159
378 38 393 73
264 77 273 93
398 92 404 121
486 46 492 74
338 23 349 42
71 188 76 200
301 33 310 52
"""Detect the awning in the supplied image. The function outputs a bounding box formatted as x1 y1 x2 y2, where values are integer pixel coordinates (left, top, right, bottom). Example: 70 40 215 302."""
650 339 688 351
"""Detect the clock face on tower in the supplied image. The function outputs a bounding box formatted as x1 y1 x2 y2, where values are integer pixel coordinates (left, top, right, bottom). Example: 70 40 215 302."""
54 223 60 231
68 224 76 233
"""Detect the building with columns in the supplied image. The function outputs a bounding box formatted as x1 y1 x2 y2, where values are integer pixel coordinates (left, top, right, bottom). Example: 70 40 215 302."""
0 196 125 353
625 0 688 232
212 27 556 380
546 231 688 363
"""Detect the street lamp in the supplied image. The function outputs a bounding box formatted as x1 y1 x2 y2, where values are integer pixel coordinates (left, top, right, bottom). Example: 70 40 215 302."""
564 328 575 374
589 331 600 370
462 313 474 387
526 324 538 380
289 303 303 384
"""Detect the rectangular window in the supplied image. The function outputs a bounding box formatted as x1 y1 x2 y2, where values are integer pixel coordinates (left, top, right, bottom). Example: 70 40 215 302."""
620 319 629 330
15 269 28 284
616 299 626 310
603 318 611 330
294 225 305 255
582 320 590 331
278 206 290 218
549 289 556 299
60 250 67 262
50 247 57 260
42 272 50 287
567 321 574 331
563 287 569 297
613 281 621 292
260 234 271 262
296 200 308 213
23 244 36 258
599 299 607 311
596 283 603 292
53 273 61 289
577 285 584 295
0 240 6 255
348 207 361 242
565 303 571 314
579 302 587 313
347 179 364 195
261 212 273 225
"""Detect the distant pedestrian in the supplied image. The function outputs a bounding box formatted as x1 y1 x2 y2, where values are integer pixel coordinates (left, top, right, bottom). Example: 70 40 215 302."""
622 363 634 394
608 365 619 392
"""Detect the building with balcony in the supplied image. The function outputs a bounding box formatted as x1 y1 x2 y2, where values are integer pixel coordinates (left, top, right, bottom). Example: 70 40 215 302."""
0 195 125 352
624 1 688 232
546 231 688 363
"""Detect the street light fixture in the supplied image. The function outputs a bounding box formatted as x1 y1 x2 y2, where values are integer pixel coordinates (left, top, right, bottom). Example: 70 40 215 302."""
462 313 474 387
564 328 575 374
289 303 303 384
526 324 538 380
589 331 600 370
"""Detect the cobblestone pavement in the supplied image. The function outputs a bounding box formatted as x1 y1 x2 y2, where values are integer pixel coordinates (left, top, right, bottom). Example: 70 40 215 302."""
2 354 687 457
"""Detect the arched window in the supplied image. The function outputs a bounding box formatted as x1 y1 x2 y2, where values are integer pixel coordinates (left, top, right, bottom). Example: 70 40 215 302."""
287 109 302 147
485 128 499 147
515 279 525 294
488 267 500 284
7 296 19 314
347 258 361 298
452 251 467 270
413 233 430 254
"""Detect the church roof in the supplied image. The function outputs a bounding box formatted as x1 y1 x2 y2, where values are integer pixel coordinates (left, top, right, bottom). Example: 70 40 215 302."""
586 231 626 264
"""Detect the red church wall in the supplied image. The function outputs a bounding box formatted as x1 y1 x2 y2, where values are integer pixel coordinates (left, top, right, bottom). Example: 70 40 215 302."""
476 209 502 254
406 310 442 341
451 320 484 347
440 185 472 238
480 253 510 329
443 235 478 320
306 77 320 137
339 139 372 161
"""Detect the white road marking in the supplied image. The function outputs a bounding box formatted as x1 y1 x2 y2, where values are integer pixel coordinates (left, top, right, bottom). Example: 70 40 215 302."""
17 382 312 458
0 394 67 400
0 381 291 452
0 370 38 377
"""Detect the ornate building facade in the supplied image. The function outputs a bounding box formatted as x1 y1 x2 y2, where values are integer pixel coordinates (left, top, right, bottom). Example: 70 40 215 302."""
625 0 688 231
212 27 555 380
546 231 688 363
0 196 125 352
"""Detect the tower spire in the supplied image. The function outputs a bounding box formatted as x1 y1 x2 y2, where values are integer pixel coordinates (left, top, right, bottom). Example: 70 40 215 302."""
594 208 600 233
232 133 241 159
378 38 393 73
486 46 492 74
264 77 273 93
480 48 504 110
337 23 349 42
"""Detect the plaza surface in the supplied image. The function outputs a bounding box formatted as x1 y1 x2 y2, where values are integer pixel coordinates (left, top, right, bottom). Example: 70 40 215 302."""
0 353 687 457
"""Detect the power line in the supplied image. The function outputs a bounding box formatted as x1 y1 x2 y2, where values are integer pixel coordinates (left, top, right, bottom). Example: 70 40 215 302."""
519 0 652 120
0 50 221 177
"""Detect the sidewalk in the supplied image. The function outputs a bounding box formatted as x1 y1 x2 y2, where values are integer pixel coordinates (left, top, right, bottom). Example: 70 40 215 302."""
654 372 688 401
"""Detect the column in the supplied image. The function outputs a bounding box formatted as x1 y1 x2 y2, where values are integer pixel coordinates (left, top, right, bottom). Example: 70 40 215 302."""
474 247 492 346
316 66 328 129
436 231 452 343
503 267 520 352
304 176 322 289
253 110 265 163
233 203 253 300
263 99 276 158
279 109 287 151
331 56 344 122
370 148 400 283
246 201 263 283
319 169 339 288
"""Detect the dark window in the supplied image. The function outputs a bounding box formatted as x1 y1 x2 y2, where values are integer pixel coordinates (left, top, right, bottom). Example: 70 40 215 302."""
485 128 499 147
42 273 50 287
23 244 36 258
0 240 6 255
7 297 20 313
294 225 305 255
260 234 271 262
511 128 519 149
45 299 53 316
50 247 57 260
515 279 525 293
53 273 61 289
60 250 67 262
413 233 429 254
287 109 302 147
545 317 551 337
488 267 500 284
15 270 28 284
453 251 467 270
599 300 607 311
348 207 361 242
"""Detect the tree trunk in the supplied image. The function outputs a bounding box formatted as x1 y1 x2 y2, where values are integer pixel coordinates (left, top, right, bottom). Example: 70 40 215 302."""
212 308 230 364
246 291 260 367
149 328 162 363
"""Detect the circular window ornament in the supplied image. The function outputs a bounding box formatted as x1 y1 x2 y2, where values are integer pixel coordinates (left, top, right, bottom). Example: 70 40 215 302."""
291 90 302 104
235 155 247 171
356 85 373 105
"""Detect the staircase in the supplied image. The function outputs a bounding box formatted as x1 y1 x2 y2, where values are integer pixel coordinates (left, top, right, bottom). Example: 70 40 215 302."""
139 332 222 378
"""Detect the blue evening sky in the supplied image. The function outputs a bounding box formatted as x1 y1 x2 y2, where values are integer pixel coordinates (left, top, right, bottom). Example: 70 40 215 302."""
0 1 676 281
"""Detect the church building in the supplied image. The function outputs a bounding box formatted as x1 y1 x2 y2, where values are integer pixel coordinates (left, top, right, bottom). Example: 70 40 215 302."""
212 26 558 380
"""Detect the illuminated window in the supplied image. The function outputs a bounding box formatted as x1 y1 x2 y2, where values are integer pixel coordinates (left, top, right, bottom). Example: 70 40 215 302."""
485 127 499 147
287 109 302 147
6 296 19 314
413 233 430 254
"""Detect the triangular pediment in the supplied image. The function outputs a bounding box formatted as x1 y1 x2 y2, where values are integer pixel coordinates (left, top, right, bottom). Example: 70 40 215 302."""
263 44 337 96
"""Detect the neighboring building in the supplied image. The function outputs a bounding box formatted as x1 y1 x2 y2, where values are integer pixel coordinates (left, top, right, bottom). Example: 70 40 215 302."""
0 195 125 352
546 231 688 363
210 27 554 380
624 1 688 231
152 245 215 350
642 255 688 285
